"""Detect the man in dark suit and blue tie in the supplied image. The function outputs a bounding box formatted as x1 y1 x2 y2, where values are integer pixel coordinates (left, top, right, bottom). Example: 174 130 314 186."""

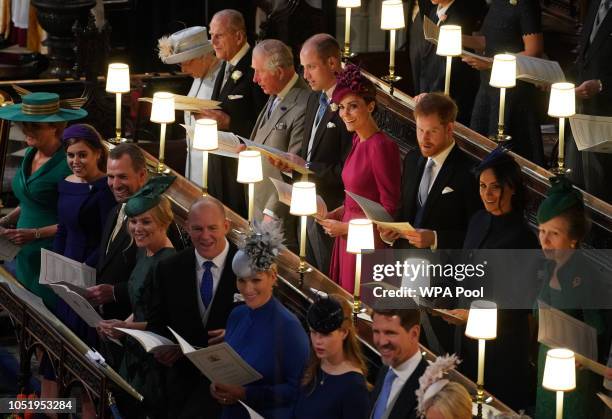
146 196 238 418
371 306 427 419
273 33 352 273
380 93 480 250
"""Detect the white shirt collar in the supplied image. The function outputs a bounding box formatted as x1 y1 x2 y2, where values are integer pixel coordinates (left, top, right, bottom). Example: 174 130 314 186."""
229 42 250 67
436 0 455 22
194 238 230 269
325 84 336 101
277 73 299 100
390 350 423 382
430 140 455 168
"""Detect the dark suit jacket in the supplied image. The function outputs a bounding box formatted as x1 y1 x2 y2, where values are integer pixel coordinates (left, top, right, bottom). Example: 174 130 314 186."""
414 0 486 124
146 243 239 418
370 357 428 419
396 145 481 249
97 204 137 320
296 91 352 272
97 204 188 320
298 91 352 210
575 1 612 116
208 47 268 218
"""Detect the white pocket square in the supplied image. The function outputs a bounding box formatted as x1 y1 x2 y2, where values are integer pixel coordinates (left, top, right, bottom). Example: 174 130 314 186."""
442 186 454 194
326 122 336 128
228 95 243 100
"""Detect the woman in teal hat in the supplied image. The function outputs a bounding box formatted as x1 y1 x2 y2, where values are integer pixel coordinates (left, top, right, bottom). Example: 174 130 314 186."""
535 176 609 418
98 175 176 418
0 92 87 309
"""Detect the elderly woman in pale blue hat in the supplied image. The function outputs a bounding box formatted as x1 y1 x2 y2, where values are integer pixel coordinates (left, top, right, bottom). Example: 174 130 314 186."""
158 26 221 184
0 92 87 308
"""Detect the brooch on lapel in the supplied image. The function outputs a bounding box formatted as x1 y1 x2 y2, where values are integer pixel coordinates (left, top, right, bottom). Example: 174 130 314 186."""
279 106 287 112
275 122 287 130
330 103 339 112
572 276 582 288
327 122 336 129
231 70 243 82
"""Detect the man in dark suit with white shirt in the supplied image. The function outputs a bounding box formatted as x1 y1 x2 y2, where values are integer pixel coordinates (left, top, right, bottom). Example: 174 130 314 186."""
370 306 427 419
147 196 238 418
199 9 268 218
380 93 480 250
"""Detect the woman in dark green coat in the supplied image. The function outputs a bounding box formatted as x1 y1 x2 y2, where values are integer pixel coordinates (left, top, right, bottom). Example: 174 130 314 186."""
98 176 176 418
0 92 86 309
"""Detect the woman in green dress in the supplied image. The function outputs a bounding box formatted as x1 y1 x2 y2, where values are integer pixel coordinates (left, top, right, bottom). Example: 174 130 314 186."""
0 92 86 310
535 176 609 418
98 176 176 418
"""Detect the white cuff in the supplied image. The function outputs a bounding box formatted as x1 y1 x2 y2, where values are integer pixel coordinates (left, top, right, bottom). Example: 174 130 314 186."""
430 230 438 250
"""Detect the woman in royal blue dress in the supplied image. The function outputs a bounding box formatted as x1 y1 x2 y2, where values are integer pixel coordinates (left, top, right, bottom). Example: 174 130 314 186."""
293 294 369 419
53 123 116 268
210 221 310 419
50 123 116 362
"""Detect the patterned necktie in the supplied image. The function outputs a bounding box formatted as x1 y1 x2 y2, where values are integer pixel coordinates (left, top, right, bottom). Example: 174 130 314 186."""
590 0 612 43
314 92 328 128
222 63 234 89
418 158 435 206
261 96 279 126
372 368 397 419
200 261 215 308
107 204 126 254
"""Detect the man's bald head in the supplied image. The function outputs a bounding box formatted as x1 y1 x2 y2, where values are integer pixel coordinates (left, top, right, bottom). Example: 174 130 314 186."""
188 196 230 259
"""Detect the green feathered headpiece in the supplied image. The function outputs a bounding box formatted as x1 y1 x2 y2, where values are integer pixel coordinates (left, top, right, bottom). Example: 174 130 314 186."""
125 175 176 217
537 176 583 224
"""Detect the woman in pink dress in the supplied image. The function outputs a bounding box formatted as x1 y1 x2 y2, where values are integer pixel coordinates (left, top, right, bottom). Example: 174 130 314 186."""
319 64 401 292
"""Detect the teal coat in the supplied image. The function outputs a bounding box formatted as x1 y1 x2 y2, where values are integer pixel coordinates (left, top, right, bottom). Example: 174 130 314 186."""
12 146 70 309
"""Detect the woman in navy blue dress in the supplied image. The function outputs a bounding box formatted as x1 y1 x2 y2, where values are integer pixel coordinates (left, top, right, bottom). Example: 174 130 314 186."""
293 294 369 419
211 221 310 419
52 124 116 342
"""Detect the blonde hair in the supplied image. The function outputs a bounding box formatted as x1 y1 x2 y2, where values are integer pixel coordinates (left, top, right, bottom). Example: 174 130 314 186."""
426 382 472 419
148 196 173 229
301 295 368 389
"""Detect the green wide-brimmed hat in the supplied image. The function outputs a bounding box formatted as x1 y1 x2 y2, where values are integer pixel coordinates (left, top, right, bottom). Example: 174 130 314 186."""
537 176 583 224
0 92 87 122
125 175 176 217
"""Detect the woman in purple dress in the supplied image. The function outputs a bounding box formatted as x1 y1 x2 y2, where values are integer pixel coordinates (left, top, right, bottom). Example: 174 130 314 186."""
52 124 116 340
319 64 401 292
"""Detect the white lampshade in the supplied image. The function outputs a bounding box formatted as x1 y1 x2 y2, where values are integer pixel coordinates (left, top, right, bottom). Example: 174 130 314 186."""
237 150 263 183
465 300 497 340
193 119 218 151
150 92 175 123
381 0 405 30
290 182 317 216
548 82 576 118
489 54 516 88
436 25 462 57
106 63 130 93
346 219 375 254
338 0 361 7
543 348 576 391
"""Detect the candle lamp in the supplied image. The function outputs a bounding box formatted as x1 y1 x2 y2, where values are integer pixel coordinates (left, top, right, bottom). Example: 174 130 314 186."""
465 300 498 419
548 82 575 175
346 219 375 315
489 54 516 143
380 0 405 85
290 181 317 286
338 0 361 60
192 119 218 195
543 348 576 419
150 92 175 174
237 150 263 225
105 63 130 144
436 25 462 96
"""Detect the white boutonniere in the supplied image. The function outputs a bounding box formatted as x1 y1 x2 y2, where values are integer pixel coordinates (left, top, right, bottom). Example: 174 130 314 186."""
326 122 336 129
231 70 243 82
330 103 338 112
